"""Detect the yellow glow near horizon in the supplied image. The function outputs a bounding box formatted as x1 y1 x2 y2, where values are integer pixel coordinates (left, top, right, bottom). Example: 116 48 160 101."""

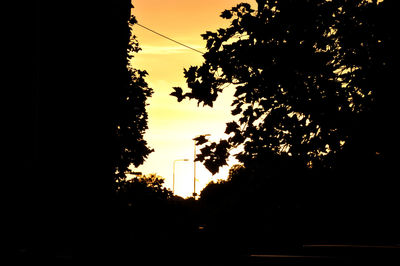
130 0 256 198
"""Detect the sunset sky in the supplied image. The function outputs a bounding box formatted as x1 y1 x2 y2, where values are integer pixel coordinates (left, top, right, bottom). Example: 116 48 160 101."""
130 0 256 197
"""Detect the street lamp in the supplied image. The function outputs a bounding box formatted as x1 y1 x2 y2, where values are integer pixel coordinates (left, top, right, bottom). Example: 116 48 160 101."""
193 134 211 198
173 159 189 194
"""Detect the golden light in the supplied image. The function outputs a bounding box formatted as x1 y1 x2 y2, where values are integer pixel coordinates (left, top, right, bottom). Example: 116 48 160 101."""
130 0 256 197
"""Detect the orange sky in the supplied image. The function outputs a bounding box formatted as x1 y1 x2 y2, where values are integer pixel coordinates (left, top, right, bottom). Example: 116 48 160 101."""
130 0 256 197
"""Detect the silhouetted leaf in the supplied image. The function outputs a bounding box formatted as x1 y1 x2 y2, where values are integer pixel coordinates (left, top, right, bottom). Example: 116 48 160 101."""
193 134 209 145
129 16 137 25
170 87 185 102
225 121 239 135
221 10 233 19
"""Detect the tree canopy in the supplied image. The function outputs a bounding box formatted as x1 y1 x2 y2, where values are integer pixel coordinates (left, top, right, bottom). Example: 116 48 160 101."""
112 14 154 182
116 174 173 206
171 0 395 174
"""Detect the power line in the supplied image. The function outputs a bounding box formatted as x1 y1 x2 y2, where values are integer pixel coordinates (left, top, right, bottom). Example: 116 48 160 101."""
135 23 205 55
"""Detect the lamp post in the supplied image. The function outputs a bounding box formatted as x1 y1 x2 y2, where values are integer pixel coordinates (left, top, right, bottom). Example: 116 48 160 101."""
193 134 211 198
173 159 189 194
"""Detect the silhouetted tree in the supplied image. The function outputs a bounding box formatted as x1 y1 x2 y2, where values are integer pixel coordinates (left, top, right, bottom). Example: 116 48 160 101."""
171 0 395 176
112 12 154 183
177 0 397 244
117 174 173 205
316 0 398 242
114 174 213 264
200 163 304 250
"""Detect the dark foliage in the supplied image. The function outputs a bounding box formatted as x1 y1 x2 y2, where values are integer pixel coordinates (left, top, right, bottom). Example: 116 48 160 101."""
116 174 173 204
171 0 396 176
200 164 306 249
191 0 399 247
5 0 398 264
112 13 154 182
114 176 210 265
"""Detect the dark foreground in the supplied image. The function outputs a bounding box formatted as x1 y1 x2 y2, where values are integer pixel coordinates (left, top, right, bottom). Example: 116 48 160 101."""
11 231 400 266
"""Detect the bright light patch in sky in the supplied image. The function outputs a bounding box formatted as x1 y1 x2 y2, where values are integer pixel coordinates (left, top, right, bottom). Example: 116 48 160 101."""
130 0 256 197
